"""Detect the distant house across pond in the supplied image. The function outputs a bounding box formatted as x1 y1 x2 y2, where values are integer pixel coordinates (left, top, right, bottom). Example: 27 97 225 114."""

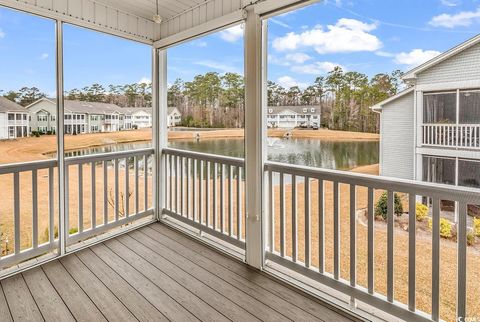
0 96 29 139
25 98 181 135
372 34 480 190
267 105 320 129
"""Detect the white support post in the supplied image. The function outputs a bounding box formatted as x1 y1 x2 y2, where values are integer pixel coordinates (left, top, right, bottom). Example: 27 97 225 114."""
56 20 67 255
244 8 266 269
156 49 168 220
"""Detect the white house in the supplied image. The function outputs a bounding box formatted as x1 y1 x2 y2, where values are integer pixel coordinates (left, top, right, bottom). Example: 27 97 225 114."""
372 34 480 190
168 107 181 127
267 105 320 128
131 108 152 129
0 97 29 139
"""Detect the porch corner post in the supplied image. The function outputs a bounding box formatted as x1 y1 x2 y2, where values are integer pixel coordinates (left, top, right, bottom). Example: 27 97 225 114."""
154 48 168 221
244 7 266 269
56 19 67 255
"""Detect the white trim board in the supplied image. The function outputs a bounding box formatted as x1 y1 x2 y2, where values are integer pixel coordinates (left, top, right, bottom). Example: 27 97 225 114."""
416 80 480 92
416 147 480 160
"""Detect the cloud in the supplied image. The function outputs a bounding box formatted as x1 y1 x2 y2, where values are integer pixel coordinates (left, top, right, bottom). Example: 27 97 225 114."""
0 28 5 39
270 18 291 29
191 40 207 47
219 25 243 42
272 18 381 54
429 7 480 28
375 50 395 58
138 77 151 84
277 76 308 89
394 49 441 67
440 0 461 6
268 54 291 66
285 53 312 64
39 53 49 60
291 61 342 75
195 60 240 74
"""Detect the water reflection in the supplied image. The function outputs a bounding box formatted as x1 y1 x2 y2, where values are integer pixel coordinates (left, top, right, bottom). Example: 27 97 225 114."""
171 138 379 171
60 138 379 171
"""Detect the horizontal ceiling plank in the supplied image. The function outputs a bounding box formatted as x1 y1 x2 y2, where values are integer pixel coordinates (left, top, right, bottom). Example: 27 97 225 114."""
0 0 155 43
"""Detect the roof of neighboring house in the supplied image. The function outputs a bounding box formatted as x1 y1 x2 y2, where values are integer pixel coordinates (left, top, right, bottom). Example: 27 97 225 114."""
0 97 28 113
370 87 415 112
64 100 127 115
27 98 161 116
402 33 480 81
267 105 320 115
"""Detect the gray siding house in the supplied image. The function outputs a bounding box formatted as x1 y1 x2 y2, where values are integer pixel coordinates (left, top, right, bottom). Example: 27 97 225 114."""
26 99 181 134
372 34 480 190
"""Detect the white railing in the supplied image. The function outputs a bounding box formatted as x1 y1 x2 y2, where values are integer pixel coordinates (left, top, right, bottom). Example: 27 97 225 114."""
264 161 478 322
0 159 58 269
65 148 154 244
162 148 245 250
0 148 154 271
422 124 480 149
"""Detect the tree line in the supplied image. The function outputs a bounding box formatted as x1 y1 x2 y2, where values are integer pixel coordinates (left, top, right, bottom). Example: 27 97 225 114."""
169 67 404 132
1 66 404 133
1 82 153 108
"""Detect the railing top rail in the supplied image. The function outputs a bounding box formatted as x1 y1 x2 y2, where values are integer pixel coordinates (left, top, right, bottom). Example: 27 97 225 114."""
65 148 154 165
265 161 480 203
163 147 245 167
0 159 57 175
422 123 480 126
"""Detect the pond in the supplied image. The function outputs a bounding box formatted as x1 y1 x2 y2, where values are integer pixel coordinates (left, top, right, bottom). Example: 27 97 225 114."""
62 138 379 171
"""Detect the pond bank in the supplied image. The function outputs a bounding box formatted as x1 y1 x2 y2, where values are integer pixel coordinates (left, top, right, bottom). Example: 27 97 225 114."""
0 128 379 164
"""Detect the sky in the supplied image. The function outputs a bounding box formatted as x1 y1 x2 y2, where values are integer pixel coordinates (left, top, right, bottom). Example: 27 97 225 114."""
1 1 480 95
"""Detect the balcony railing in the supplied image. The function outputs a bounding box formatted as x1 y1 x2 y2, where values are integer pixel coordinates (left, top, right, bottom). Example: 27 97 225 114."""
264 161 478 322
162 148 245 250
1 146 478 321
422 124 480 149
65 148 154 244
0 148 154 270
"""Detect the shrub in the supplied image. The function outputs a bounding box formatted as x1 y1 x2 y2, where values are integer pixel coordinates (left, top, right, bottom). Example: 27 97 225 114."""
375 192 403 220
467 231 476 246
474 217 480 237
42 226 78 242
42 225 59 242
415 202 428 221
428 218 453 238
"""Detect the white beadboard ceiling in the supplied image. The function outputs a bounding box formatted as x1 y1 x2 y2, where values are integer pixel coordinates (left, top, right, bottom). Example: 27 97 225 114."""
95 0 211 22
0 0 311 44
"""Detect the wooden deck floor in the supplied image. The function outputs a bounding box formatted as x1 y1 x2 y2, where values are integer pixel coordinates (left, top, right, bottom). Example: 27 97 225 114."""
0 223 356 321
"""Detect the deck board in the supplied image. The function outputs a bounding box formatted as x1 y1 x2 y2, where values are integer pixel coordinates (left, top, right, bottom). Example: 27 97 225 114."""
1 273 42 321
74 247 167 322
42 260 107 322
130 228 290 321
142 225 328 322
0 222 356 322
22 267 75 322
0 284 13 322
103 238 229 322
115 233 260 321
152 223 349 322
89 243 199 322
60 254 137 321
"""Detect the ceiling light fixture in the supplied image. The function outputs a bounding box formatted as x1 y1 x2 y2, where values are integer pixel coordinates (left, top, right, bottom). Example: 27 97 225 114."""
153 0 162 24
